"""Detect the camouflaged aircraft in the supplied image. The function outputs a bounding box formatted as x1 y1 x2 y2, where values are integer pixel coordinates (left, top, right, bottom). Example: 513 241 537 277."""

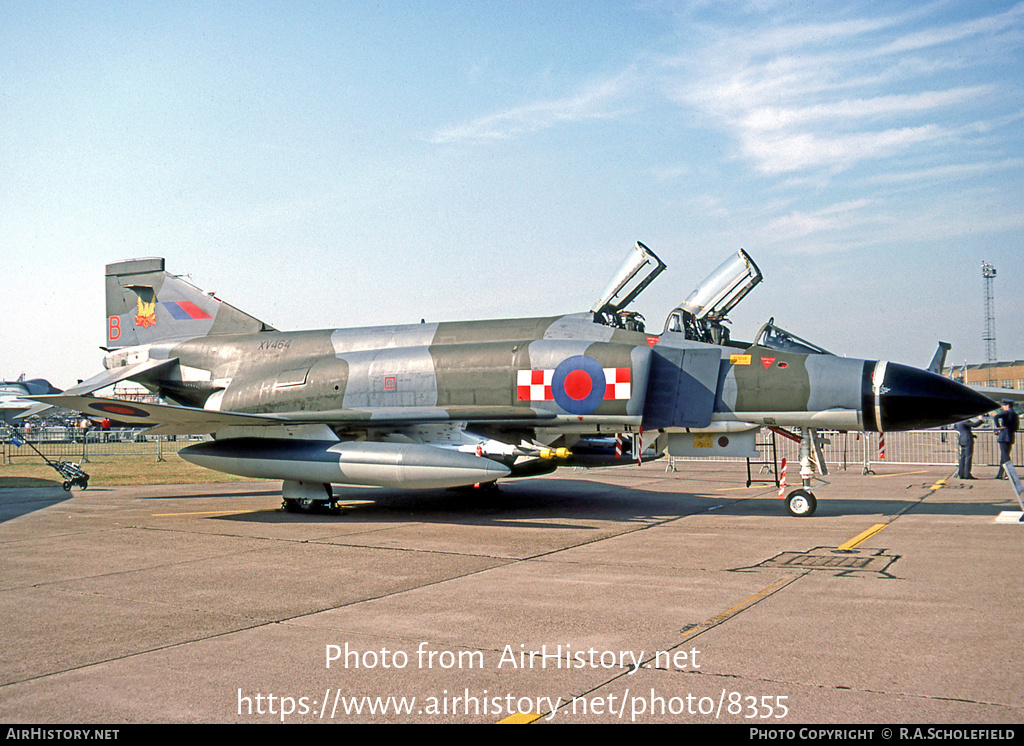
1 375 62 425
29 243 994 516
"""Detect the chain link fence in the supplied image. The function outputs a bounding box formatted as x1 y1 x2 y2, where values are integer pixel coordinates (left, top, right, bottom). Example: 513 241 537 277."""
665 426 1022 474
3 425 1020 472
1 427 210 464
772 427 1021 470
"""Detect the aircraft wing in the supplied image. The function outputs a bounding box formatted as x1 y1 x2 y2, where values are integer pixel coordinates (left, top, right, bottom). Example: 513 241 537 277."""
27 394 290 433
28 394 560 436
967 386 1024 405
15 358 177 420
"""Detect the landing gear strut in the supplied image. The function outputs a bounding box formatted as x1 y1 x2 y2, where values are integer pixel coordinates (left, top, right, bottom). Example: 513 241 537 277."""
783 427 827 517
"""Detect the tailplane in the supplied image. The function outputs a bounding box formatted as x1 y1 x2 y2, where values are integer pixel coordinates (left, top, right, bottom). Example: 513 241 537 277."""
105 258 275 349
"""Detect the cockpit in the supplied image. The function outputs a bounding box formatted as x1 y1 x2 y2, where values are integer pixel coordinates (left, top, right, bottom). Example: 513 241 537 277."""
590 241 666 333
590 242 832 355
662 249 762 346
755 319 832 355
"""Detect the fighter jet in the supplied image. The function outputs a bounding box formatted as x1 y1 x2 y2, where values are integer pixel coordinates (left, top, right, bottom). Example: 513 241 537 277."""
30 244 994 516
1 375 62 425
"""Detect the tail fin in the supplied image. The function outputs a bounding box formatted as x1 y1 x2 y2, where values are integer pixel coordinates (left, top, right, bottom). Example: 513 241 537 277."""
927 341 952 375
105 258 275 349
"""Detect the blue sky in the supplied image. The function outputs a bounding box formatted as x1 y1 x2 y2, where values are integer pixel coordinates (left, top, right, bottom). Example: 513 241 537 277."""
2 1 1022 387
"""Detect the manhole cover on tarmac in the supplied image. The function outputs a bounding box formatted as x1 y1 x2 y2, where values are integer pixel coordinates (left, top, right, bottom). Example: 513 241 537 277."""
737 546 900 578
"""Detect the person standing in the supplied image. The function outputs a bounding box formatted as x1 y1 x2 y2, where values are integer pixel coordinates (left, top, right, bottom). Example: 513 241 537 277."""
955 417 982 479
994 399 1019 479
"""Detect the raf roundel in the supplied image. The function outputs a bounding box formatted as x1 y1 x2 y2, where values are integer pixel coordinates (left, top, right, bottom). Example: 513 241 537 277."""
551 355 607 415
87 402 152 419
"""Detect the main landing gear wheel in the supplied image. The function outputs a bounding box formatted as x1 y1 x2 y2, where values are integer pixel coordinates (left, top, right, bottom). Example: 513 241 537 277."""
786 489 817 517
283 498 318 513
283 498 341 514
281 481 336 514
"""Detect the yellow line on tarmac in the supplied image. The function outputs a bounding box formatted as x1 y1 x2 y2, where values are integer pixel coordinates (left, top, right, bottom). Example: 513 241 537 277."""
151 509 264 517
497 712 542 724
498 576 805 723
679 575 800 643
838 474 951 549
838 523 887 551
867 471 928 478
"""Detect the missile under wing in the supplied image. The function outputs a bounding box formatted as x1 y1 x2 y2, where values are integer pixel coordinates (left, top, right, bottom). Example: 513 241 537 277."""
33 246 994 516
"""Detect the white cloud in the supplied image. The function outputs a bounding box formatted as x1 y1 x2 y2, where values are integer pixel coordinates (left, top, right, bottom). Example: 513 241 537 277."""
763 199 872 242
671 5 1023 179
878 2 1024 55
428 70 637 144
741 87 994 132
741 124 948 175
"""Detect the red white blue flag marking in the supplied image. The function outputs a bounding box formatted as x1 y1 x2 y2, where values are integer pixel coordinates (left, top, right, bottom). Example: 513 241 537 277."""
163 301 212 320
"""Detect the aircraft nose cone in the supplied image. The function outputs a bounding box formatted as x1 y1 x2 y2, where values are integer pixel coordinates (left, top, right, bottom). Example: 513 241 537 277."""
876 362 996 431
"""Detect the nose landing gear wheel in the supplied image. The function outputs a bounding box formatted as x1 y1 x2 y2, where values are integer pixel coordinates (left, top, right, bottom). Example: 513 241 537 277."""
786 489 817 517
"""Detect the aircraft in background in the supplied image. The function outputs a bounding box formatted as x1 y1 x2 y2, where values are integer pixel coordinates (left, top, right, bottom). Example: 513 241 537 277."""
929 344 1024 406
1 375 62 425
29 243 994 516
967 386 1024 405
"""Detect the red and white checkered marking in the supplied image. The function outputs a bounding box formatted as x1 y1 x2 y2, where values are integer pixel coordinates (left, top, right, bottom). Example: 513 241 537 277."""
604 367 631 400
517 369 553 402
517 368 631 401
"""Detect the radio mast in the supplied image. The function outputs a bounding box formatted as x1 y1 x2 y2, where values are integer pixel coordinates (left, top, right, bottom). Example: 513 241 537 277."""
981 261 997 380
